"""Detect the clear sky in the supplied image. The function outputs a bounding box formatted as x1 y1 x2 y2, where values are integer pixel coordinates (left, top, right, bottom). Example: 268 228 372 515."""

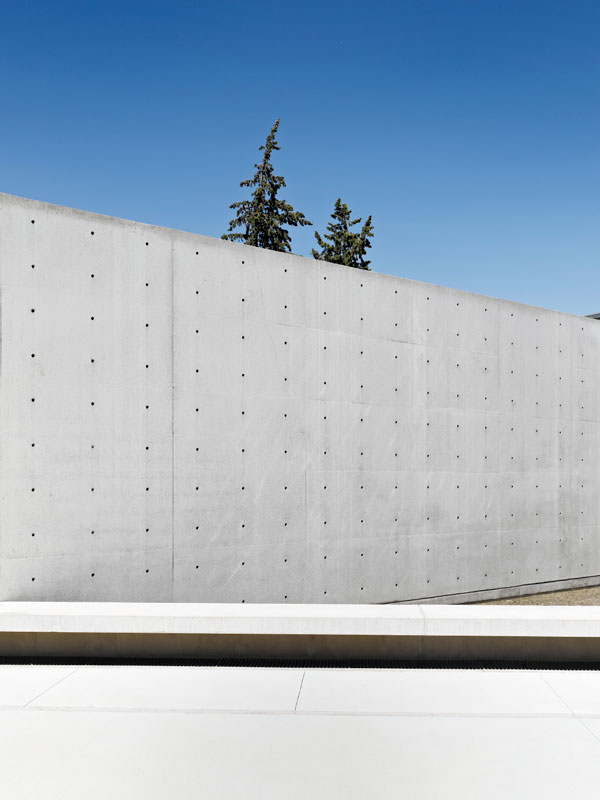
1 0 598 315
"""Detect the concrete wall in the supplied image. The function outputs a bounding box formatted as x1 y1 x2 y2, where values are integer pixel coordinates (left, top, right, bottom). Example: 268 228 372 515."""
1 192 599 603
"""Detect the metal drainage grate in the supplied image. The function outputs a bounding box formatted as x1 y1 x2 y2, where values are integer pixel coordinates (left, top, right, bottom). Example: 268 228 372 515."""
1 656 600 670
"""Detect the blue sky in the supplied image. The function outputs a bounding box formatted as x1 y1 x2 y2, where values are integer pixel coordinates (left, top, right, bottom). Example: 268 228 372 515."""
1 0 598 314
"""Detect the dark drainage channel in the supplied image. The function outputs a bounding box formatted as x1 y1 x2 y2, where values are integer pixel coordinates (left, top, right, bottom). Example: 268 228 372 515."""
2 656 600 670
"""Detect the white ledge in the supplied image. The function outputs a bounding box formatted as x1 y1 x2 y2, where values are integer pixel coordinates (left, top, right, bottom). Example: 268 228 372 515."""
1 602 600 661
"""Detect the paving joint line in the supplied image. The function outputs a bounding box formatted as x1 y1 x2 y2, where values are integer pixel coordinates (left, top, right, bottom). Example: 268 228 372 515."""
22 666 81 708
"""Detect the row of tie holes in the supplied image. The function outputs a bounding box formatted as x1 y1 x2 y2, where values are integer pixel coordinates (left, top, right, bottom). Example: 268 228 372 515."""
26 244 591 421
27 238 589 395
29 529 588 594
26 478 590 496
17 218 591 339
26 224 589 339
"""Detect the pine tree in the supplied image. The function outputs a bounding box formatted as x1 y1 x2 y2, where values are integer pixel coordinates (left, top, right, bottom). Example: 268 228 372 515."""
312 199 374 270
222 119 311 252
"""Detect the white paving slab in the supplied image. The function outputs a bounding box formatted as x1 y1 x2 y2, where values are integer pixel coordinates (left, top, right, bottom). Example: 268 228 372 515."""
1 710 600 799
541 670 600 715
0 665 77 707
31 666 304 712
579 717 600 741
297 668 572 716
2 664 600 798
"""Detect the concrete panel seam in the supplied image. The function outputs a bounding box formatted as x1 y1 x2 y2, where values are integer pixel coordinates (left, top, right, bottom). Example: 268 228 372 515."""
170 238 175 600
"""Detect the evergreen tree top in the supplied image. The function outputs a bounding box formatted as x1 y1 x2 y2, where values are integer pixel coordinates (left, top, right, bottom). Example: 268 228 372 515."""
312 198 374 270
222 119 311 252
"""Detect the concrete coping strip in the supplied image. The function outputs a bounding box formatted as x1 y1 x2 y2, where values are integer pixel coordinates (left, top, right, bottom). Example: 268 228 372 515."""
2 602 600 639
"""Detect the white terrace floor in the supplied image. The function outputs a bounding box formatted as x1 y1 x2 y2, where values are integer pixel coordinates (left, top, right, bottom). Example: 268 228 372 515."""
2 663 600 798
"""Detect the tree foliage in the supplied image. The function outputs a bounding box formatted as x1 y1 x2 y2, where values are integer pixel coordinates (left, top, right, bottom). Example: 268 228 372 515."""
222 119 311 252
312 199 374 270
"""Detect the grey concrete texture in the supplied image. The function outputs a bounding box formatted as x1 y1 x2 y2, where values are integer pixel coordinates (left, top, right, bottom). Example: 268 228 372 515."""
1 192 599 603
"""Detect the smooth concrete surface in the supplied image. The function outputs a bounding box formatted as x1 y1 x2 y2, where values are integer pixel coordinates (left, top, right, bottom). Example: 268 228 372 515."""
2 192 600 604
31 664 303 711
5 600 600 636
3 664 600 797
0 664 76 706
3 602 600 660
297 668 570 715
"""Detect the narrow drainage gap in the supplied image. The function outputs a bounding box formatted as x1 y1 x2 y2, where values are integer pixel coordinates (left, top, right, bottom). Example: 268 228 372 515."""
0 656 600 670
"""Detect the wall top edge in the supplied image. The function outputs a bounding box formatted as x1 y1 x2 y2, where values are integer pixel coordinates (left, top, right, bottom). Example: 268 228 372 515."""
0 191 592 324
1 602 600 638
